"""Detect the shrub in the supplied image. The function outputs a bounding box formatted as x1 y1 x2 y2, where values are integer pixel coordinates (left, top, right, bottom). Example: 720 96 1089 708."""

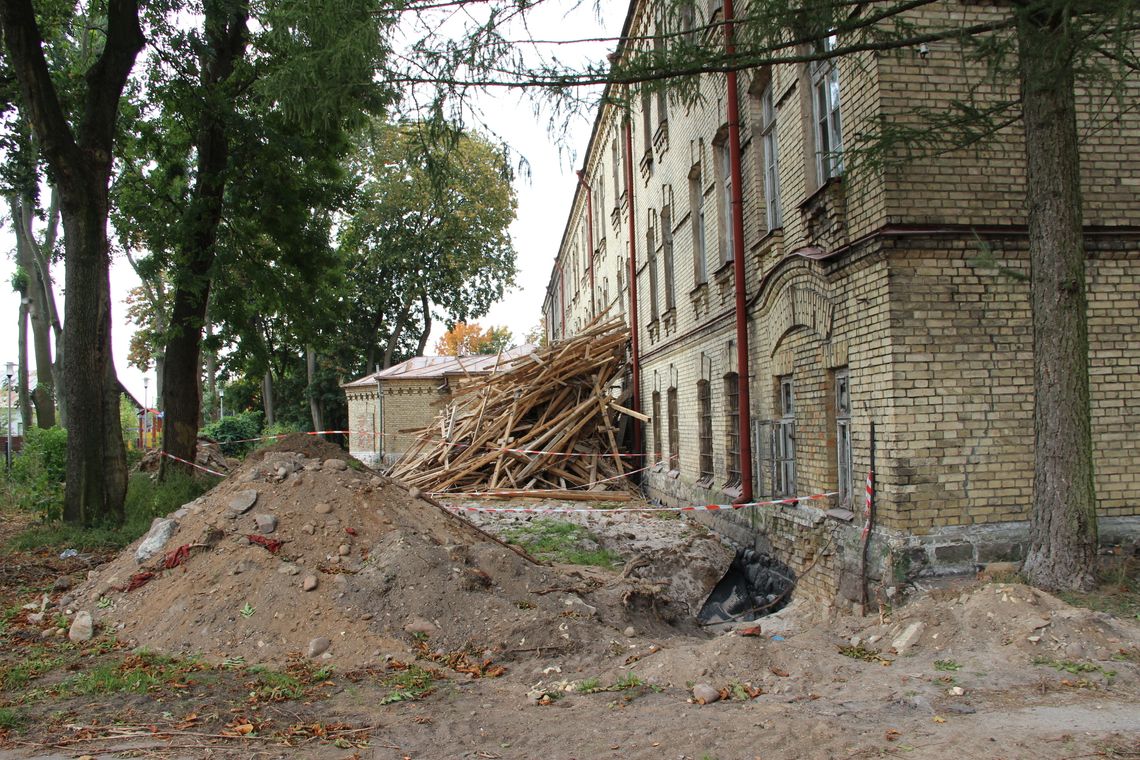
201 411 264 457
7 426 68 520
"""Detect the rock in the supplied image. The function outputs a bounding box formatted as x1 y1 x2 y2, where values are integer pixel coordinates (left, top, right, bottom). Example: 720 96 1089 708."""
338 544 351 557
302 575 319 592
891 622 925 655
624 626 637 638
404 618 438 637
1064 642 1088 660
254 514 278 534
69 611 94 642
325 458 348 471
301 523 316 535
229 490 259 514
692 684 721 705
314 503 333 515
39 628 55 640
52 576 73 592
135 518 179 564
948 686 965 696
307 637 331 658
277 563 301 576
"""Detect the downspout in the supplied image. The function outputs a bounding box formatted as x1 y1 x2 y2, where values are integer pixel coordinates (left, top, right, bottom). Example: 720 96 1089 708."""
622 115 643 462
375 375 383 466
576 169 597 319
724 0 754 503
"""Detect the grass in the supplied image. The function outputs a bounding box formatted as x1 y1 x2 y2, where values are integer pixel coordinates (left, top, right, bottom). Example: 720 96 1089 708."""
1031 656 1116 680
0 647 70 691
0 706 26 731
248 667 306 702
500 519 620 568
575 672 644 694
57 651 195 698
378 664 440 705
839 643 890 663
934 659 962 672
1056 560 1140 620
6 470 214 553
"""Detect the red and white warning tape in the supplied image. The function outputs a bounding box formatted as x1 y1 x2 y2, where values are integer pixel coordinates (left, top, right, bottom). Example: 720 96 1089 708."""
436 491 837 514
861 469 874 539
157 450 227 478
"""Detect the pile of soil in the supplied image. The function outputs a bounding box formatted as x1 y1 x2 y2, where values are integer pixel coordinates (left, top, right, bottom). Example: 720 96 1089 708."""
137 438 232 476
73 436 723 669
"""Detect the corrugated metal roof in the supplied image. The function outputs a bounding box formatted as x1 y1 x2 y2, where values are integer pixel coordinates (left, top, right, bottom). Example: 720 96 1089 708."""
341 345 534 388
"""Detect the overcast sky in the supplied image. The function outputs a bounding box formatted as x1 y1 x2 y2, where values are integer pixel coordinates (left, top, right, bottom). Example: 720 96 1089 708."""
0 1 624 404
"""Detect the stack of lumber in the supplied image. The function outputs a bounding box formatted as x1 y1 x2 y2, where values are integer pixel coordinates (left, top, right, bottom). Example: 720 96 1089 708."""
390 319 641 500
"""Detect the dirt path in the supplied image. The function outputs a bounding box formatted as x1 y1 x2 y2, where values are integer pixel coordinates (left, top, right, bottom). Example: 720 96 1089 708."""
2 439 1137 759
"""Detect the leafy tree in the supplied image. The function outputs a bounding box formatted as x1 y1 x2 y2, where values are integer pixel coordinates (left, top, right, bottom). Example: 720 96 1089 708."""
435 322 513 356
1 0 144 525
336 120 518 374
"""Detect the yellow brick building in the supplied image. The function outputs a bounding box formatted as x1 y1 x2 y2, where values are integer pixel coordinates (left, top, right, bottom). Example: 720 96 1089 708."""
543 0 1140 606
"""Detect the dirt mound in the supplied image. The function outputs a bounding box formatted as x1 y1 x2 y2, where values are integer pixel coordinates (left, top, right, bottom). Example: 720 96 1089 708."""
73 439 710 669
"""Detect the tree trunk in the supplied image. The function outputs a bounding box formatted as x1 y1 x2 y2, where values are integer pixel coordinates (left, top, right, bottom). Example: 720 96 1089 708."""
10 194 58 428
17 290 32 430
160 0 249 475
1016 4 1097 592
262 370 276 427
0 0 142 526
306 346 324 435
415 293 432 356
382 295 415 369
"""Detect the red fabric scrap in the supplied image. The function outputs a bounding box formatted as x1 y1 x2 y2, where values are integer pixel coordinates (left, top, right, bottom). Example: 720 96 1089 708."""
164 544 191 569
123 572 155 592
247 534 283 554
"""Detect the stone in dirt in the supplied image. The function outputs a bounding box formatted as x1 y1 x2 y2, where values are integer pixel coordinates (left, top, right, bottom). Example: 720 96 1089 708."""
53 576 73 592
229 490 259 514
314 502 333 514
692 684 721 704
325 458 348 471
302 575 318 592
308 637 331 657
254 514 278 534
891 622 925 655
404 618 438 637
69 611 94 642
135 518 179 564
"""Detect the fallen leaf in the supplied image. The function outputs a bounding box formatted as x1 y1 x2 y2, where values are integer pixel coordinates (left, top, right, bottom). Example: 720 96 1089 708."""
933 716 946 724
885 729 902 741
769 666 790 678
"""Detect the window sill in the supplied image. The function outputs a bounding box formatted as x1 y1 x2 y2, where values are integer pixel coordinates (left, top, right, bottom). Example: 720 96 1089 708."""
696 476 713 489
723 483 742 501
667 468 680 480
713 259 734 282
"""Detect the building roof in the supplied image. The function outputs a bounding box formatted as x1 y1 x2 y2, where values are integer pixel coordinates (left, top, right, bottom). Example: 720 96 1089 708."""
342 345 535 389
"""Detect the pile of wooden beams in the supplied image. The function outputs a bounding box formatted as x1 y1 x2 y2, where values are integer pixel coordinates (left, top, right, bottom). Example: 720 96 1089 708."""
390 319 641 500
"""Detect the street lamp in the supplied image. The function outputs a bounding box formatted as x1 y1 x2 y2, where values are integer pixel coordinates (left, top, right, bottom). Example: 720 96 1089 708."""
142 376 150 449
5 361 13 471
218 387 225 420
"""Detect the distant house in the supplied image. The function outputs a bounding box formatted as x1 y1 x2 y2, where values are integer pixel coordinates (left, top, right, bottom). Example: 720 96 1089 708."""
343 347 532 468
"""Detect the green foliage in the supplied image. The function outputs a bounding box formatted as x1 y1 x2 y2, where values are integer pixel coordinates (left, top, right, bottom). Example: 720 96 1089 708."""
8 471 212 553
500 519 620 568
0 707 26 731
1031 656 1116 680
378 664 440 704
201 411 265 457
259 421 301 446
934 659 962 672
247 667 305 702
6 426 68 520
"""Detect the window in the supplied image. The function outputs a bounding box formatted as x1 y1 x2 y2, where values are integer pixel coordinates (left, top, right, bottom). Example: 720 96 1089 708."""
641 89 653 152
616 260 625 316
662 203 676 311
698 379 713 482
835 368 852 506
647 211 659 321
716 138 734 265
812 35 844 185
611 138 622 202
595 177 605 243
679 0 696 41
689 164 708 284
667 386 679 470
652 391 663 465
724 372 740 486
760 83 782 230
774 375 796 497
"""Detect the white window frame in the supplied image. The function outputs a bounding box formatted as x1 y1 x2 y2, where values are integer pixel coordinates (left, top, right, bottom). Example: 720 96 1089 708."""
760 84 782 230
812 35 844 186
835 368 852 506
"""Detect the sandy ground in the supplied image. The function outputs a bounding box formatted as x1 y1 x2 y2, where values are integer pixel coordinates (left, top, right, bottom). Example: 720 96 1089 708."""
1 438 1137 759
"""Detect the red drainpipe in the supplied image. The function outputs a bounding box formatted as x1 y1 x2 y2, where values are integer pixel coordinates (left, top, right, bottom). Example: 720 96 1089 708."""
576 169 597 320
724 0 754 503
622 116 642 462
